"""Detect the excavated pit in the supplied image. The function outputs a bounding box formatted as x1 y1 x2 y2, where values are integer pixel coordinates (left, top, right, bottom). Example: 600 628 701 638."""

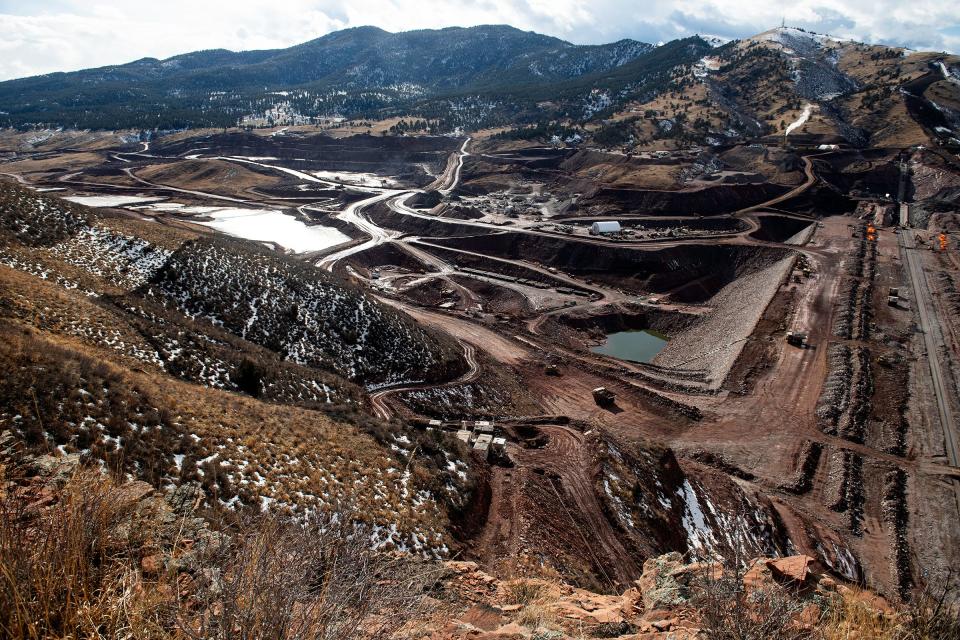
653 251 797 387
555 304 690 335
577 182 791 217
428 231 793 301
773 181 857 216
750 214 815 243
815 149 904 198
344 242 430 273
411 241 593 294
366 203 497 238
153 131 459 187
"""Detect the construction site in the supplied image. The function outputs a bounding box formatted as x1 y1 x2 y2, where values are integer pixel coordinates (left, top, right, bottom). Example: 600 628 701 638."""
2 123 960 604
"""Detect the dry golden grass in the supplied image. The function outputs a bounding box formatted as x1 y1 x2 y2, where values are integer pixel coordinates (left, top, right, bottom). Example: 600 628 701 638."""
0 463 438 640
503 579 549 606
470 126 517 140
0 265 168 369
241 116 419 139
97 216 198 251
586 161 682 190
0 243 452 534
0 468 164 640
137 159 282 196
0 129 131 153
817 589 900 640
0 152 108 176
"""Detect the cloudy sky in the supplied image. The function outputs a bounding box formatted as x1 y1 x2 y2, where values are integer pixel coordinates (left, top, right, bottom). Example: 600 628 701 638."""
1 0 957 81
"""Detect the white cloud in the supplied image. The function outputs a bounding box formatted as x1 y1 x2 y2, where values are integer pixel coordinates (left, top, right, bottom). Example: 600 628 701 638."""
0 0 956 81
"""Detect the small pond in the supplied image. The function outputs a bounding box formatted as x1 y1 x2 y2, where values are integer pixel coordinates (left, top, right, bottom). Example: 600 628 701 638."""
590 330 668 363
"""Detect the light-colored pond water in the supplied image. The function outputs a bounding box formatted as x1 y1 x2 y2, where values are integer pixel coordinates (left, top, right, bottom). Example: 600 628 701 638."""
590 330 668 363
192 208 350 254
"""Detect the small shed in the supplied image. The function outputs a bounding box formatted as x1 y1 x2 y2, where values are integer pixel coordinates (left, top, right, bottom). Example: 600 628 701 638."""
455 430 472 443
590 221 622 235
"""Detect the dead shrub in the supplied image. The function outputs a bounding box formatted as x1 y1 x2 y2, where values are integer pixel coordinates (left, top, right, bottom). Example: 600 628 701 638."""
504 579 548 606
178 508 437 640
817 588 899 640
1 453 439 640
898 570 960 640
690 558 807 640
0 467 164 639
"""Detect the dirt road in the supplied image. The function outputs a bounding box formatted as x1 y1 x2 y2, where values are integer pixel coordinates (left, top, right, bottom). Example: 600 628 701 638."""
900 229 960 467
368 341 480 420
479 424 640 587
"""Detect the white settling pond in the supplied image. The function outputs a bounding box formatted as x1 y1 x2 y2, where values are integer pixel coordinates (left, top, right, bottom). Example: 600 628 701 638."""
192 208 350 254
65 195 165 207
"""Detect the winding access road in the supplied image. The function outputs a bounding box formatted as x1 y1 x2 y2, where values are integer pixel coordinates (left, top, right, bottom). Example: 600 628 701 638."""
368 342 480 419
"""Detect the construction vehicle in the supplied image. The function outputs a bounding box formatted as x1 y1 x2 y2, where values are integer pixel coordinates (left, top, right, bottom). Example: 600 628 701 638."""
592 387 616 406
786 331 807 348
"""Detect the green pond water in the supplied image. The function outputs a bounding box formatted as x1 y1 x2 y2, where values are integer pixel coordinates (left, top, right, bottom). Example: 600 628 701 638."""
590 330 668 363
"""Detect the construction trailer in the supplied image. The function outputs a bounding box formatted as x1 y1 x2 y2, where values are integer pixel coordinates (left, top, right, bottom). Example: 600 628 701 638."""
590 221 622 235
474 421 495 434
592 387 616 406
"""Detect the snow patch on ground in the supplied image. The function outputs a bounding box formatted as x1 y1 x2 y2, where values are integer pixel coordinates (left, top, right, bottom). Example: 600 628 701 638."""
936 61 960 86
678 479 717 551
785 104 813 136
50 225 172 289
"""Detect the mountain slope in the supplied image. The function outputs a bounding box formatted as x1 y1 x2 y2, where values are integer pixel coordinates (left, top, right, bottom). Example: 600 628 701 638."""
0 25 653 130
598 27 960 149
0 182 465 391
2 24 957 149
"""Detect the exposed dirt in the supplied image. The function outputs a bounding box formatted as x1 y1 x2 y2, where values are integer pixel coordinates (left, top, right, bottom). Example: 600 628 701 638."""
4 129 959 602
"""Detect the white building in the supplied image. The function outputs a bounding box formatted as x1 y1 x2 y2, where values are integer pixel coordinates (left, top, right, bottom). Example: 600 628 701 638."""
590 221 621 235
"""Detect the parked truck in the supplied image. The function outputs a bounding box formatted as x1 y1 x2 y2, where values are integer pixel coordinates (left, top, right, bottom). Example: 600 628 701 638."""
592 387 616 406
786 331 807 348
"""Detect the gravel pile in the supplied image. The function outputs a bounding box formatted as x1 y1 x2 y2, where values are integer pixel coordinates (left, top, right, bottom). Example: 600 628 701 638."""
882 468 913 598
654 252 794 388
778 440 823 494
823 449 865 536
817 344 852 432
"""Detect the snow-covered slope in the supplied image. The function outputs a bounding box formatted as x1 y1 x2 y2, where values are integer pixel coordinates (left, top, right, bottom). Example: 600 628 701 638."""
145 237 465 386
